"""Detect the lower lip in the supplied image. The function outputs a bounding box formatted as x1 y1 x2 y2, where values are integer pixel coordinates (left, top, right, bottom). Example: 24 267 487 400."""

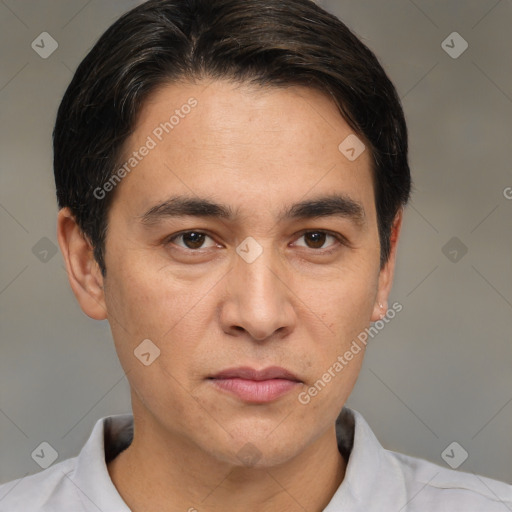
211 378 300 403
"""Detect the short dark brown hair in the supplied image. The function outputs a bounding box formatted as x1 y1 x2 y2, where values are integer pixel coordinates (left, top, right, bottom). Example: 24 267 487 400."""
54 0 411 275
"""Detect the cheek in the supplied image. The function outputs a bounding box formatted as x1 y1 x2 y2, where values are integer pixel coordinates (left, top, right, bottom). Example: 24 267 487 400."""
297 256 378 397
104 257 199 338
103 265 204 414
307 256 379 338
103 257 219 384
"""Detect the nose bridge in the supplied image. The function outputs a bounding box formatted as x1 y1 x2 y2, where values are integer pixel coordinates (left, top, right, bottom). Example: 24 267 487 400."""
224 238 294 339
239 248 278 295
235 238 284 306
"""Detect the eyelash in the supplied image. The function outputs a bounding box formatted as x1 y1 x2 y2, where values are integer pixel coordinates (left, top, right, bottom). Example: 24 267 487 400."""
164 230 348 254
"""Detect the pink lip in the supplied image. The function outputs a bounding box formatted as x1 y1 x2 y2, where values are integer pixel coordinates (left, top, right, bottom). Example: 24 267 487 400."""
209 366 301 403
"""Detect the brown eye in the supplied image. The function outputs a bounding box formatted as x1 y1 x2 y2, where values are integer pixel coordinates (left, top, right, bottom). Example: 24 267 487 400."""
295 231 339 251
168 231 216 250
303 232 327 249
181 232 206 249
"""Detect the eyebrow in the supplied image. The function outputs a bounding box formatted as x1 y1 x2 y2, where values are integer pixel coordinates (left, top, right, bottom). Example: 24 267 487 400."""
138 194 366 227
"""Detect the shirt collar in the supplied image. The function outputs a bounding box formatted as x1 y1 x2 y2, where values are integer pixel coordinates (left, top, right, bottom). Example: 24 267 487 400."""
72 414 133 512
325 408 407 511
71 407 406 511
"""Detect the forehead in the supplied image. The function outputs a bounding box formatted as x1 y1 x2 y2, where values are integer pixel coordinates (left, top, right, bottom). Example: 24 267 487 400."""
113 79 375 221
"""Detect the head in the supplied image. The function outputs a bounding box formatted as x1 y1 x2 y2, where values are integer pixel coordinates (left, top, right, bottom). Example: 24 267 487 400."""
55 0 410 468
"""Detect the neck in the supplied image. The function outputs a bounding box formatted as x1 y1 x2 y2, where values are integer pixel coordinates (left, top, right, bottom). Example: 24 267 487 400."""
108 412 346 512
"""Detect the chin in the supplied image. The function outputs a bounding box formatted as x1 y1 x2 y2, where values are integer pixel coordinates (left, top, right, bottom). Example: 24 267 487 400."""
200 420 307 469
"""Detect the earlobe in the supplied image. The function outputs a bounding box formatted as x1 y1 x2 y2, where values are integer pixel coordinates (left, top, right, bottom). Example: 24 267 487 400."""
371 209 404 322
57 208 108 320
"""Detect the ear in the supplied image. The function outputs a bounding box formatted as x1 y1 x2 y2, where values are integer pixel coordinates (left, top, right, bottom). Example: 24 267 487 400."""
370 209 404 322
57 207 107 320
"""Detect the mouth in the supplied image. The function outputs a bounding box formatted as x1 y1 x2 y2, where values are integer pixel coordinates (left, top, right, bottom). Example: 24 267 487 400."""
208 366 302 403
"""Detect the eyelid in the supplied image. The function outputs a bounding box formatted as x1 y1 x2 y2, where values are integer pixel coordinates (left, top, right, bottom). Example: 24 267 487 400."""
292 229 349 252
165 230 218 250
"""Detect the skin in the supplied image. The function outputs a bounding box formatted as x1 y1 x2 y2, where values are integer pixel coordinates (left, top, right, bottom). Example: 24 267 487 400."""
57 79 403 512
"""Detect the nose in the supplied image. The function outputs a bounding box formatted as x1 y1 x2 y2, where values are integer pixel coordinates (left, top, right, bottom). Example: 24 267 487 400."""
219 247 296 342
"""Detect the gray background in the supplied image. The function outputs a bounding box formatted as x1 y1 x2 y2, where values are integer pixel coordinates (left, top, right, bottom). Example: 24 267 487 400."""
1 0 511 490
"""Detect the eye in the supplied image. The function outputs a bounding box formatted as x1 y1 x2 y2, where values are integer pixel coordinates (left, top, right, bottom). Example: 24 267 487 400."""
293 230 343 251
167 231 218 250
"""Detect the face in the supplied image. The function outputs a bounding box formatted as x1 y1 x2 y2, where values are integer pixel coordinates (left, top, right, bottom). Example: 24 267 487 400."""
67 79 400 467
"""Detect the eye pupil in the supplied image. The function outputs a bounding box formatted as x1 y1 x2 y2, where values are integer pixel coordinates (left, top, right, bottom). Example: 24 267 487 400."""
183 232 205 249
305 232 326 249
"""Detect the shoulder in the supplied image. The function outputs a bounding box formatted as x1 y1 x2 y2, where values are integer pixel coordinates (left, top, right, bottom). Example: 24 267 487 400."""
388 449 512 511
337 408 512 510
0 414 132 512
0 457 80 511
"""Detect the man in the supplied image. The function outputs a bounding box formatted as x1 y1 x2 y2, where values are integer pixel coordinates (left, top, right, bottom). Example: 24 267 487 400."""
0 0 510 510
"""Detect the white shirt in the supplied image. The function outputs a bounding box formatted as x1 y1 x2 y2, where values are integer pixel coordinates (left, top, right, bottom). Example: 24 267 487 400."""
0 407 510 511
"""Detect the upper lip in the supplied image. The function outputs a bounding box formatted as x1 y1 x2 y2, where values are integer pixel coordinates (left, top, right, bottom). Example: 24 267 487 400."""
210 366 301 382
